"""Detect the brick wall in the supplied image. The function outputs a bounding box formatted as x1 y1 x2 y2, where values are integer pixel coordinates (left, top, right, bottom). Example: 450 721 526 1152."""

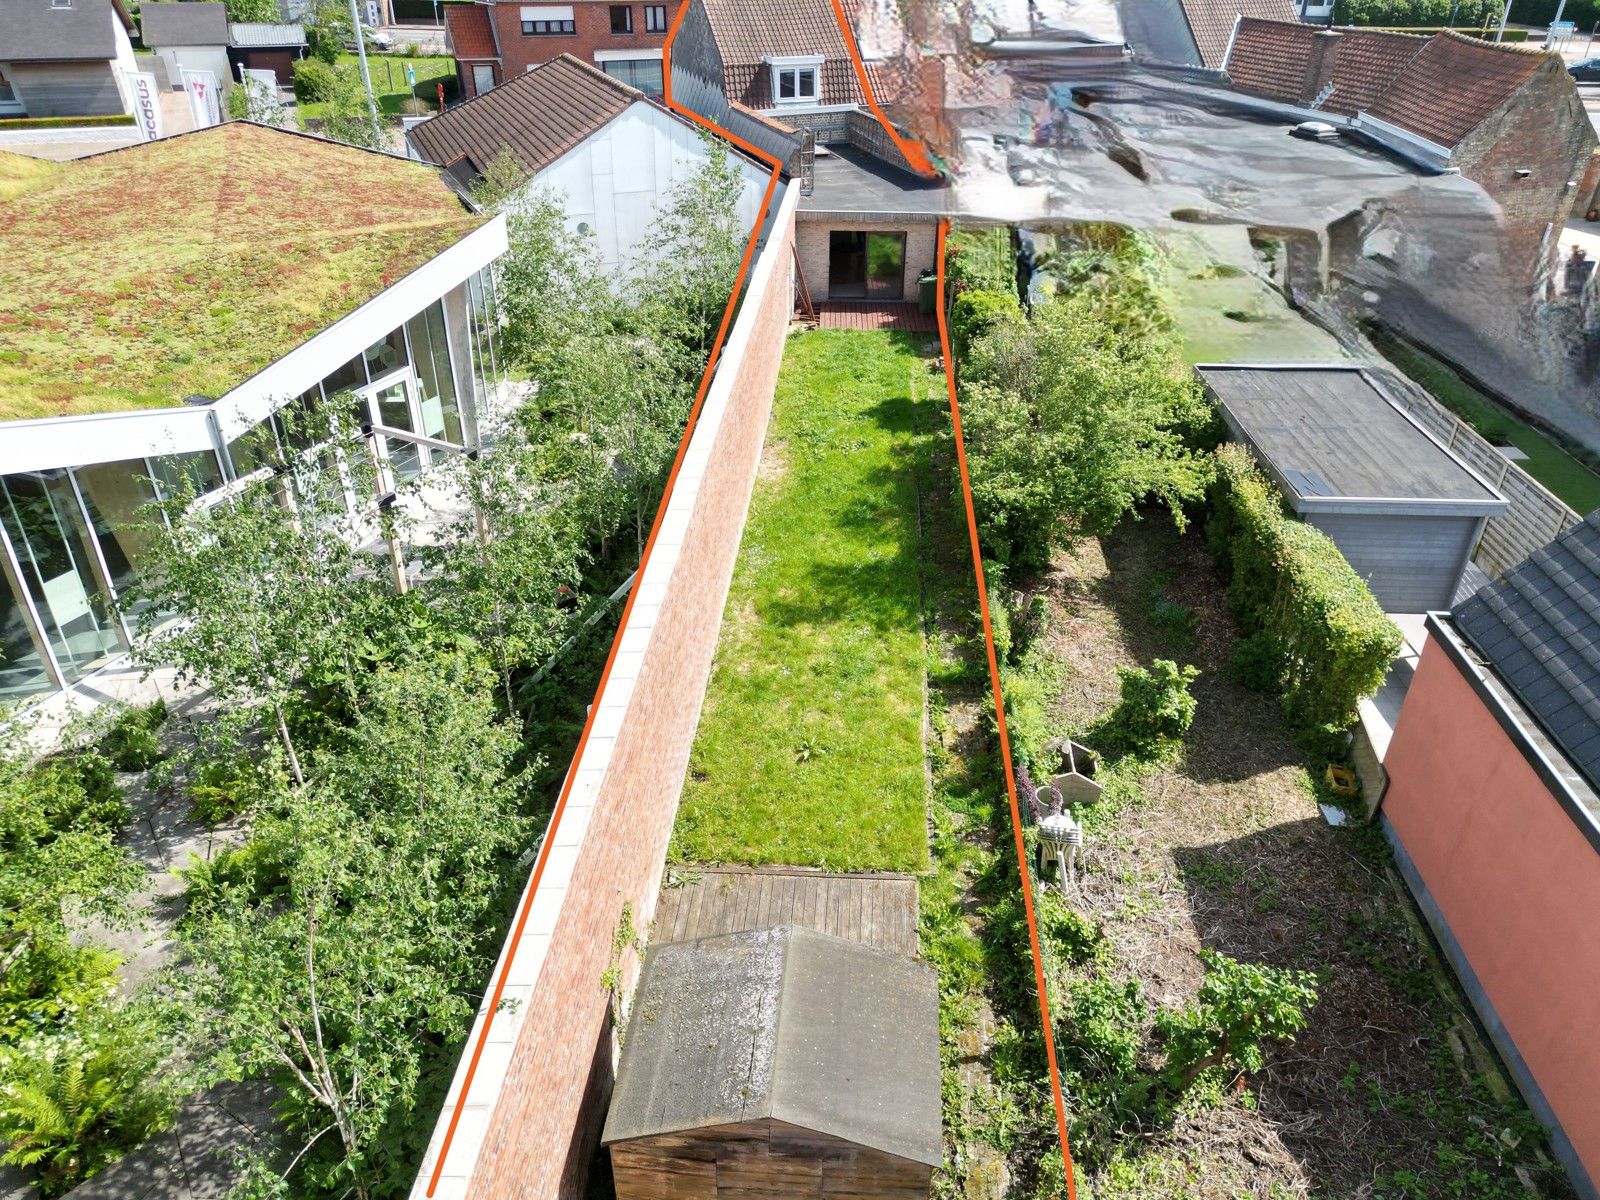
795 218 937 303
462 0 668 97
1453 59 1598 290
410 181 797 1200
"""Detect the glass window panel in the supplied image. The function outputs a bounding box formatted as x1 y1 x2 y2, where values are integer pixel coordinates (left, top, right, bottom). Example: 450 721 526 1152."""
0 473 125 682
866 232 906 300
406 300 463 445
364 329 408 381
150 451 224 501
779 68 795 99
71 460 161 604
368 379 422 483
320 354 367 400
0 557 53 703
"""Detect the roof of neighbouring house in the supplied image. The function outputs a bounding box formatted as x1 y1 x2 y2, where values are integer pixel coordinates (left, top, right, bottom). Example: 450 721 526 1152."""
1226 18 1427 116
406 53 642 180
1176 0 1297 69
140 0 229 46
0 0 134 61
1197 365 1506 510
801 143 947 216
699 0 866 107
1454 511 1600 794
1364 30 1550 149
601 926 941 1166
444 0 499 59
0 122 487 423
230 21 307 47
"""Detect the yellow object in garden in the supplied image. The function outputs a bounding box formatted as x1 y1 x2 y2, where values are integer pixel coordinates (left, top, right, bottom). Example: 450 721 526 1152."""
1324 764 1358 797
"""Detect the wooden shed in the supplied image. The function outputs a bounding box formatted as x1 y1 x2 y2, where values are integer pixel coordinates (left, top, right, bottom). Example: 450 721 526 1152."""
1197 364 1509 612
602 924 941 1198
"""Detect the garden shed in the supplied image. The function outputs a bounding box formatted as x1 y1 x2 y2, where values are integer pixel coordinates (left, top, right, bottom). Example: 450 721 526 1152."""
1197 363 1508 612
602 925 941 1199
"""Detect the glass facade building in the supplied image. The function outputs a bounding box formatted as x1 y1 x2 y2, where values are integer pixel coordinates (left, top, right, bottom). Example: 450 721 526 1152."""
0 286 506 707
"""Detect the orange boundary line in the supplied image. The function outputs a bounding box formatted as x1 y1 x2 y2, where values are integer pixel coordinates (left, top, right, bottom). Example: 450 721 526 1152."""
826 0 937 176
936 222 1078 1197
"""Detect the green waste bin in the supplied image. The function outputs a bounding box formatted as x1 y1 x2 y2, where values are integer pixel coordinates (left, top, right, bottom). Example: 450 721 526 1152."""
917 270 937 316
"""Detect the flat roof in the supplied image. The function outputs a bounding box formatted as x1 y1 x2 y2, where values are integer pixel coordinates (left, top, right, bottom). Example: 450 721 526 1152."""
0 123 486 423
1197 364 1505 510
799 144 947 217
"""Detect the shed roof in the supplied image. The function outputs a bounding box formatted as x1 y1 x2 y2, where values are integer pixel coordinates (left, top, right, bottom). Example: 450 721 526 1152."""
1363 30 1549 149
444 1 499 60
1197 365 1506 512
0 0 133 61
406 53 638 180
140 0 229 47
1177 0 1297 69
0 122 485 422
699 0 865 107
602 926 941 1167
230 21 307 46
1454 512 1600 795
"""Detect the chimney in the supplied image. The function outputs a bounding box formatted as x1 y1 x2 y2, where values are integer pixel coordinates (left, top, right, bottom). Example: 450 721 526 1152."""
1303 28 1342 107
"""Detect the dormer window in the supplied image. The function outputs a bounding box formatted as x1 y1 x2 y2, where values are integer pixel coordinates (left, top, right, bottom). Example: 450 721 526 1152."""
765 55 822 106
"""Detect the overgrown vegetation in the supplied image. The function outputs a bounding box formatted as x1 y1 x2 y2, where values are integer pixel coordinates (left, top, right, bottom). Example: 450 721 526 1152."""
1208 445 1401 736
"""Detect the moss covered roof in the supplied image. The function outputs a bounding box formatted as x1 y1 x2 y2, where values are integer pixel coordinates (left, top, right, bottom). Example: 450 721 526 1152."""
0 123 487 422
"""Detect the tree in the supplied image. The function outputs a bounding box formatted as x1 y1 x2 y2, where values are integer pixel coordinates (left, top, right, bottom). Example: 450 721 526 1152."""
303 0 351 65
1158 950 1319 1093
223 0 279 22
960 291 1214 570
177 658 533 1198
315 65 384 151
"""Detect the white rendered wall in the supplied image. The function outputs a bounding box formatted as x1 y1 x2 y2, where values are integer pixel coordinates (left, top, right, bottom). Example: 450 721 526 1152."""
524 101 769 278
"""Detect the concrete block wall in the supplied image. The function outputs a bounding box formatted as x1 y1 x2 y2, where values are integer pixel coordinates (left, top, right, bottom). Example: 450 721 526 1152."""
410 182 797 1200
795 218 937 303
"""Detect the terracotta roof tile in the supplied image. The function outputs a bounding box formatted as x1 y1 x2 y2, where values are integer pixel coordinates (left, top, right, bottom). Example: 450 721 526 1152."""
1179 0 1298 69
1322 27 1425 113
444 2 499 60
1365 30 1550 148
700 0 865 107
1225 16 1317 101
407 53 637 177
1226 18 1425 115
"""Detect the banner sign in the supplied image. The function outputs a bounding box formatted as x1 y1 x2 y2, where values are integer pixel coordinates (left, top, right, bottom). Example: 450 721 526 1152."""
127 70 163 142
181 68 221 129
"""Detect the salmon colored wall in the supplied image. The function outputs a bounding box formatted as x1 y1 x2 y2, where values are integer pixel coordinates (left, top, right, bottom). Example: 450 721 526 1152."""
1383 636 1600 1189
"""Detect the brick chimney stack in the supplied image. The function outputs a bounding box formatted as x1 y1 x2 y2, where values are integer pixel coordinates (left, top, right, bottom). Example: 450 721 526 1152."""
1303 28 1343 107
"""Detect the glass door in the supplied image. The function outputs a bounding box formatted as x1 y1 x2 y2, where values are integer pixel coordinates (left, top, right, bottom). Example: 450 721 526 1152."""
865 232 906 301
362 370 424 485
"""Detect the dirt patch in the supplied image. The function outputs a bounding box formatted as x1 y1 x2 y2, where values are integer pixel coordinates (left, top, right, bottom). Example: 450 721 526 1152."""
758 437 789 483
1022 518 1572 1199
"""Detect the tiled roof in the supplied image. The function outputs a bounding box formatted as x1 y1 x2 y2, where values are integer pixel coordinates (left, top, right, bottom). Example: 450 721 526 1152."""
444 1 499 60
406 53 638 178
1226 18 1426 115
1179 0 1298 69
700 0 865 107
4 0 132 59
1454 511 1600 794
1365 30 1548 148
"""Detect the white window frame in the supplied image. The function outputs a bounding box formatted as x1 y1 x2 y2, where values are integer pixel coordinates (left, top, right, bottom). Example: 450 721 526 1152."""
0 64 25 115
765 54 822 106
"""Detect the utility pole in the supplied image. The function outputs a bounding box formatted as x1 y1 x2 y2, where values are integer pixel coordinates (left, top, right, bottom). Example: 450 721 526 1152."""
1496 0 1512 42
347 0 383 147
1550 0 1568 45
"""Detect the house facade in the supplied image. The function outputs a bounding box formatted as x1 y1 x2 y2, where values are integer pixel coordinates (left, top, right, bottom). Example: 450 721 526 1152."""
0 123 508 710
1380 514 1600 1200
443 0 668 102
0 0 137 119
1224 21 1598 289
405 54 769 279
140 1 231 95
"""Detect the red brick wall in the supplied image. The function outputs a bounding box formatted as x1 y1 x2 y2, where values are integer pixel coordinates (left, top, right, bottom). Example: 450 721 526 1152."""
460 0 666 96
1453 59 1598 290
1383 632 1600 1194
463 194 796 1199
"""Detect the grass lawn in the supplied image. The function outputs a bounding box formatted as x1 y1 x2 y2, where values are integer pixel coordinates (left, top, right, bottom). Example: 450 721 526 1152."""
670 328 935 873
1369 328 1600 514
298 54 455 120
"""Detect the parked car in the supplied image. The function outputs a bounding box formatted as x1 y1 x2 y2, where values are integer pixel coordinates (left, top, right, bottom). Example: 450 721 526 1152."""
347 25 393 51
1568 57 1600 81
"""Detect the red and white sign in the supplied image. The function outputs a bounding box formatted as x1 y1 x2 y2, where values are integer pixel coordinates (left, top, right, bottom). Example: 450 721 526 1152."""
127 70 163 142
181 69 221 129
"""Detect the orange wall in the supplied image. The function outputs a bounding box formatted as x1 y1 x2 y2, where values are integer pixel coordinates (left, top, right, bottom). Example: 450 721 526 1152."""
1384 635 1600 1191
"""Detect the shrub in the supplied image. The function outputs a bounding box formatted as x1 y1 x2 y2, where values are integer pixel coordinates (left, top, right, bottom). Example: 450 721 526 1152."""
950 288 1022 364
947 225 1017 294
1091 659 1199 764
1157 949 1319 1093
1207 445 1401 731
21 756 128 833
1229 629 1285 692
291 57 337 103
101 701 166 773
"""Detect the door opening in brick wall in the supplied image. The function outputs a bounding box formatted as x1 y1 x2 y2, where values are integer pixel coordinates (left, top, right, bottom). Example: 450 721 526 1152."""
828 231 905 300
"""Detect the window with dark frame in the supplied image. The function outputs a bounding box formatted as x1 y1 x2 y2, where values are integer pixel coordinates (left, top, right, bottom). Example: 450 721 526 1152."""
644 4 667 31
521 16 575 33
610 4 632 32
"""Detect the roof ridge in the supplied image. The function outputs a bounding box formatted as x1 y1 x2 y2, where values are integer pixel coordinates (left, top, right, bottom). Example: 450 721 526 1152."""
549 50 647 101
1433 26 1557 57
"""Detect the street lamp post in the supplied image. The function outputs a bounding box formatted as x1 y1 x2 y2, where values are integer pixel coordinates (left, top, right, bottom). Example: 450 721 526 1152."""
347 0 383 146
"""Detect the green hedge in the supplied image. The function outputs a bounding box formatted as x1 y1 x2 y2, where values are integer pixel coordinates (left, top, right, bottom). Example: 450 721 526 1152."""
0 114 135 129
1206 444 1400 732
946 225 1016 296
950 288 1021 364
1333 0 1550 30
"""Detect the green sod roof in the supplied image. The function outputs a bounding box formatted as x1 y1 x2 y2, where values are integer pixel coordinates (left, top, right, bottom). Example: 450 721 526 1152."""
0 123 488 422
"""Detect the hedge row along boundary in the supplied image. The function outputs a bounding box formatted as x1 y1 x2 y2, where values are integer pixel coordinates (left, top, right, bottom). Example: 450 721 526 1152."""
1207 444 1401 732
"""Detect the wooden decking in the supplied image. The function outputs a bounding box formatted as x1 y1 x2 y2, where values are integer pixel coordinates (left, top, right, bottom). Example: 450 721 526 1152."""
814 302 937 332
654 866 920 958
